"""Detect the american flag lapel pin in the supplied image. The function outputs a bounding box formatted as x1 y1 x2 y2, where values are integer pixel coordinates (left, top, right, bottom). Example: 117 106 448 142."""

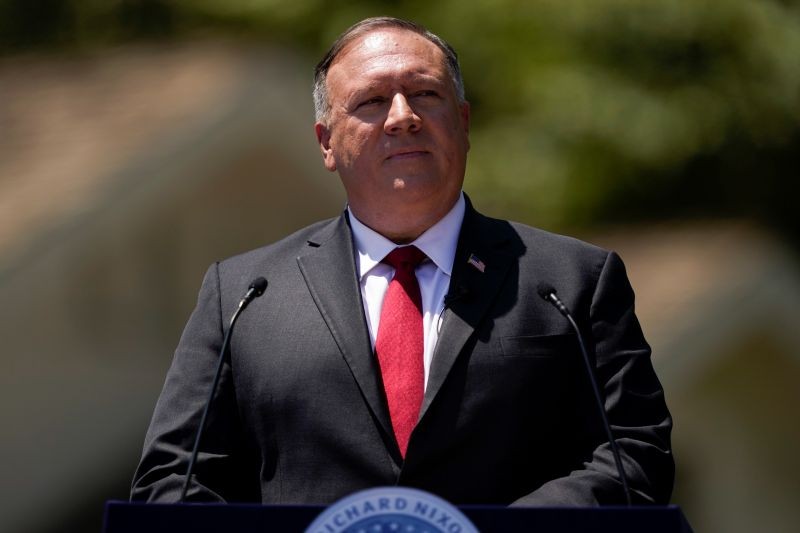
467 253 486 273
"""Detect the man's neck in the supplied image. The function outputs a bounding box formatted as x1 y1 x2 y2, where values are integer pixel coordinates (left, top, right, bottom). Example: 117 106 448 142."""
347 195 462 244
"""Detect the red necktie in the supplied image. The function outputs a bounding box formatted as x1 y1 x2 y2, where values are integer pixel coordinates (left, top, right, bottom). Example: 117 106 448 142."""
375 246 426 457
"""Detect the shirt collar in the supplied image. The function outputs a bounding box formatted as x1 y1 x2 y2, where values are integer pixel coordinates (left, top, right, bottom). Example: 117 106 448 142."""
349 193 465 280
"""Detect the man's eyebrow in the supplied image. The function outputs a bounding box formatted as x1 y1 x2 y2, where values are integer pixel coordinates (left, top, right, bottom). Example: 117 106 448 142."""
406 71 447 83
346 86 384 106
347 79 387 96
355 73 445 93
344 72 448 104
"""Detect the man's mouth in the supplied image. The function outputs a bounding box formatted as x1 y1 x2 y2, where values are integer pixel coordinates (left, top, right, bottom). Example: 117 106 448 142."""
386 149 428 161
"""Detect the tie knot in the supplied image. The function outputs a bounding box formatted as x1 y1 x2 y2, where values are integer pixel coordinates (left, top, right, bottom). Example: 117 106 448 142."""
383 246 426 271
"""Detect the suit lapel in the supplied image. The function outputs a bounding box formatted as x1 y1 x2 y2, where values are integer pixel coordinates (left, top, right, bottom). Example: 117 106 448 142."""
296 214 394 440
295 204 522 456
419 203 518 421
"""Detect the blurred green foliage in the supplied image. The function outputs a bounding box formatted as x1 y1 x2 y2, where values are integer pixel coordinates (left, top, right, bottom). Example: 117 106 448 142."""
2 0 798 240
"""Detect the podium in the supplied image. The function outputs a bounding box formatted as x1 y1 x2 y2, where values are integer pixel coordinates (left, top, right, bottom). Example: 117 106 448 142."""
104 501 693 533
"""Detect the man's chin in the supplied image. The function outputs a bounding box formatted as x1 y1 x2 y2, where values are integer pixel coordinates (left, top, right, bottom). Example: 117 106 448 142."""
387 173 445 193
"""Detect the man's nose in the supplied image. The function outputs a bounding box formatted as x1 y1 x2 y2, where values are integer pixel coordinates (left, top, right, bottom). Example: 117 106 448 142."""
384 93 421 134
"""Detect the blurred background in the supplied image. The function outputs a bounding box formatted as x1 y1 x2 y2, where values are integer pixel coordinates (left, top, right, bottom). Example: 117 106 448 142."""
1 1 799 532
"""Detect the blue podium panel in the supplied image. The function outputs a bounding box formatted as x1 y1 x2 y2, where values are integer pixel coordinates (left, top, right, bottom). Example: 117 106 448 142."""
464 505 693 533
104 501 693 533
104 502 319 533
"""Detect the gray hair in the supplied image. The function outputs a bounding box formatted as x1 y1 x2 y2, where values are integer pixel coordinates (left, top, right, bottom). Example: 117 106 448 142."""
313 17 466 124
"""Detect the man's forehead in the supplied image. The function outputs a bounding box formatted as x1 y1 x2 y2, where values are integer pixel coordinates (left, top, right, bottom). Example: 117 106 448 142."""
357 29 426 51
331 27 445 71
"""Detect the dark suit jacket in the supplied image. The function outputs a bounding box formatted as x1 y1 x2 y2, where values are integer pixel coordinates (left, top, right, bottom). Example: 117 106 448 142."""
131 201 674 506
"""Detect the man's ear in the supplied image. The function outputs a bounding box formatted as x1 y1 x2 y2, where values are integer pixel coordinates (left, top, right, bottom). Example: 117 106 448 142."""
315 122 337 172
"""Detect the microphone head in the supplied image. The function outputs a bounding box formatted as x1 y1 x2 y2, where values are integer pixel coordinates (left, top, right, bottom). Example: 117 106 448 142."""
536 282 557 301
249 277 268 297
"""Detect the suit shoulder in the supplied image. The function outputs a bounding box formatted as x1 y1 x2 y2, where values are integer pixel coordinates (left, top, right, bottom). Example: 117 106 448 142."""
509 221 608 259
470 206 610 264
467 207 615 288
498 219 630 309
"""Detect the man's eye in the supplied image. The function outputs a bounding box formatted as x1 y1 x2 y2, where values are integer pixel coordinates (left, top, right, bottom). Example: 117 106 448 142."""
414 90 439 98
358 97 384 107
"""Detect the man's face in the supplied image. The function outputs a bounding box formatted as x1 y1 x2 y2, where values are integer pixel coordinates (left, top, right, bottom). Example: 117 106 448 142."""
315 28 470 239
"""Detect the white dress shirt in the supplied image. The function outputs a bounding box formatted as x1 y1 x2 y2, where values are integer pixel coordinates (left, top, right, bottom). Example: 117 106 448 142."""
348 194 465 390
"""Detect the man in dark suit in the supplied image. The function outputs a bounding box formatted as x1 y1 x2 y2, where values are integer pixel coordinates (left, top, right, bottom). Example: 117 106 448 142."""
131 17 674 506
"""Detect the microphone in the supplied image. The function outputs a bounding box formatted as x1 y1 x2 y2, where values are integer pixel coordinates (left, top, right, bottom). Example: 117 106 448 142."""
240 276 268 308
179 277 268 502
536 283 632 506
438 283 470 333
